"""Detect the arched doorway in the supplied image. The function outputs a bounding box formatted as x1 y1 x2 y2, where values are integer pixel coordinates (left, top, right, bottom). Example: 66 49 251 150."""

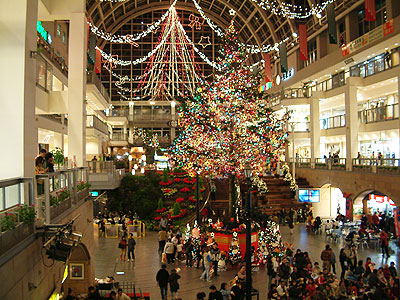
310 184 346 219
354 190 397 219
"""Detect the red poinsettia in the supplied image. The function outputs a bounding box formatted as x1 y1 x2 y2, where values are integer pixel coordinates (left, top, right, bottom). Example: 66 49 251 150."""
159 180 173 186
168 209 187 220
180 187 191 193
156 208 167 213
188 196 196 203
154 216 162 221
175 197 185 204
183 178 196 184
174 178 182 183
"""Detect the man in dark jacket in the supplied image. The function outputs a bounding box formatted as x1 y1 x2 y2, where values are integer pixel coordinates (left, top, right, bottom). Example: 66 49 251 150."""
127 233 136 262
208 285 223 300
156 264 169 300
231 281 244 300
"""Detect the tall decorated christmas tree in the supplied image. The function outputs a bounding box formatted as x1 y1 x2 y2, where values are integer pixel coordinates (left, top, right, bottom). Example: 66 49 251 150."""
170 23 289 178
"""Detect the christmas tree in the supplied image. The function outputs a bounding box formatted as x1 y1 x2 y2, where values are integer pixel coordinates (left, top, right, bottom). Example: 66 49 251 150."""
170 23 289 177
260 220 286 257
228 232 242 265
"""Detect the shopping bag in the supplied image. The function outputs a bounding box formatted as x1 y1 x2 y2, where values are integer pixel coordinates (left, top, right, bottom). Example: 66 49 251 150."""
161 253 167 263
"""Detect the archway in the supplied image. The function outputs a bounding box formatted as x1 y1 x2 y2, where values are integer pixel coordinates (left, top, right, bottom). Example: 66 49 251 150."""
354 190 397 220
310 183 346 219
63 243 94 295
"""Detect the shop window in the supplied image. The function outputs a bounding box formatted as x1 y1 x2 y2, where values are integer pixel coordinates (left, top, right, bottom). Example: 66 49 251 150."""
357 0 387 37
57 24 61 37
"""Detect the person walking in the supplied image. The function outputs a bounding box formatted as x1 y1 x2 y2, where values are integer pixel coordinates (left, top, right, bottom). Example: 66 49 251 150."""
339 248 348 280
201 247 212 282
380 229 390 257
156 265 169 300
211 243 221 277
169 269 181 299
164 239 175 264
127 233 136 262
158 228 167 254
185 238 194 267
320 245 333 272
118 236 127 261
288 216 294 235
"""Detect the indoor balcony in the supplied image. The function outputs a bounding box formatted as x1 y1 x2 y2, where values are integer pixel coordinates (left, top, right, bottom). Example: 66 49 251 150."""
106 108 129 127
86 161 125 190
266 88 310 109
86 71 111 111
0 168 90 259
86 115 109 139
320 114 346 136
288 121 310 139
109 132 129 147
358 103 399 132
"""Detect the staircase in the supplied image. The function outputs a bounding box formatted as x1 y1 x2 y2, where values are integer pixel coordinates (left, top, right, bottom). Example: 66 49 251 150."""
209 178 230 217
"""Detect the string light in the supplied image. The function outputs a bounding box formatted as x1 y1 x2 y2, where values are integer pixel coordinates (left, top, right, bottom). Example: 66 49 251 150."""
88 0 177 44
250 0 335 19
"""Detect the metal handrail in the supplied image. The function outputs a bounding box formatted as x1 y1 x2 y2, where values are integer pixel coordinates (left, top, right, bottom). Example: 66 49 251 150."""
0 178 34 212
320 114 346 129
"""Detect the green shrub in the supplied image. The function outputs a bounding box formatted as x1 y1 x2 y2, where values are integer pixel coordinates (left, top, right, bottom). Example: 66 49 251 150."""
158 198 164 210
162 169 169 182
172 202 181 216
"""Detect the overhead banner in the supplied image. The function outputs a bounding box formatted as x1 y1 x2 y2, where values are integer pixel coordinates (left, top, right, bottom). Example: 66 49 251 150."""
279 42 288 73
95 48 102 74
88 34 96 65
263 53 272 83
327 3 337 44
342 19 394 57
299 24 308 61
365 0 376 22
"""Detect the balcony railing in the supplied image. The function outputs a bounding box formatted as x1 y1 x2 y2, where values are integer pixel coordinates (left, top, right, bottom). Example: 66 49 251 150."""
129 114 172 122
289 122 310 132
87 115 109 135
87 71 110 103
37 34 68 76
107 109 128 117
111 132 127 141
86 161 125 190
320 115 345 129
0 178 34 212
265 88 309 106
294 158 399 175
358 103 399 124
36 167 89 223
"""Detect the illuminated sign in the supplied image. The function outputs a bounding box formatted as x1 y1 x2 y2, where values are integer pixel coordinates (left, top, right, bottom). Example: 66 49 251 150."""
90 191 99 197
37 21 52 44
369 194 396 206
259 81 274 93
282 67 295 81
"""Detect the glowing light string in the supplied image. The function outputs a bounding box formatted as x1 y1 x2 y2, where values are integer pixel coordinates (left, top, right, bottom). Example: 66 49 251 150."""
88 0 177 44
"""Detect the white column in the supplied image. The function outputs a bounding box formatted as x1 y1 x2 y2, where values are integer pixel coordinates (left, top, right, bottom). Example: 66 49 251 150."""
310 93 321 167
398 75 400 158
345 77 360 171
0 0 38 179
68 12 87 166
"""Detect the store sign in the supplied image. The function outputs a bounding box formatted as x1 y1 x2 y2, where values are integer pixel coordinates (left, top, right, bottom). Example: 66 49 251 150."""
259 81 274 93
369 194 396 206
342 19 394 57
37 21 52 44
282 67 295 81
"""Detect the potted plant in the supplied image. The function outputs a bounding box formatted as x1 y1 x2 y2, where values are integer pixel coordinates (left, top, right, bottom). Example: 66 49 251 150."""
51 147 65 169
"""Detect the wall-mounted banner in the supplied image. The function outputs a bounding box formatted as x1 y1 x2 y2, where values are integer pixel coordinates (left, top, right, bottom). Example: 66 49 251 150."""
342 19 394 57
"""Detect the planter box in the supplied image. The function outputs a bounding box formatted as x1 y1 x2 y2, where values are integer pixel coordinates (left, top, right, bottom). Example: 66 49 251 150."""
377 168 400 175
0 223 34 256
77 188 89 202
353 166 371 173
50 197 72 220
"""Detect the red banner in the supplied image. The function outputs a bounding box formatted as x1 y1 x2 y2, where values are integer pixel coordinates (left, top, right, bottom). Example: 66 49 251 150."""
87 18 90 51
214 232 259 255
394 208 400 238
299 24 308 61
263 53 272 83
95 48 102 74
365 0 376 22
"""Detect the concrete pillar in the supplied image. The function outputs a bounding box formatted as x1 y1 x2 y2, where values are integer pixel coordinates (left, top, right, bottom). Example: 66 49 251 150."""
0 0 38 179
398 75 400 158
310 93 321 167
68 12 87 166
345 77 361 171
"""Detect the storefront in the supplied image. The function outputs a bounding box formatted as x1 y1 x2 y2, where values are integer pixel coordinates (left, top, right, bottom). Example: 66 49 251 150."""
354 193 397 220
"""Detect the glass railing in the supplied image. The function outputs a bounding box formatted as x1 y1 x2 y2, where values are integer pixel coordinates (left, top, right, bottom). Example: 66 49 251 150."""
129 114 172 121
87 115 109 135
86 161 114 174
358 103 399 124
111 132 127 141
107 109 128 117
265 88 309 106
0 178 34 212
87 71 110 103
320 115 346 129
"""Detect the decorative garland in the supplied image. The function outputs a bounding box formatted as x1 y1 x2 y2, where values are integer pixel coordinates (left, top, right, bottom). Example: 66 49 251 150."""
250 175 268 194
282 164 298 191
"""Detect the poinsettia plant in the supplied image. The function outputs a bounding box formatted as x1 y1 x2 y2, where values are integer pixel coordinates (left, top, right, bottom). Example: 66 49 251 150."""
180 187 191 193
161 188 178 197
175 197 185 204
159 180 173 186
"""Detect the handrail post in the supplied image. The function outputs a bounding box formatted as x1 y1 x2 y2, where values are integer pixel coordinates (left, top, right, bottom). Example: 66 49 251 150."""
44 176 50 224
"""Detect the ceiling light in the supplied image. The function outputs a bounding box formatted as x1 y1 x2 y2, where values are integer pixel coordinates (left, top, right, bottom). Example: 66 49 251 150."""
316 13 322 18
149 101 155 105
292 32 298 38
395 43 399 46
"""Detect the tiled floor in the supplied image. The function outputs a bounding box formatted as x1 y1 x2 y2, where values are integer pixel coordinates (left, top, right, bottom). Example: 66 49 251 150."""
94 224 399 300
